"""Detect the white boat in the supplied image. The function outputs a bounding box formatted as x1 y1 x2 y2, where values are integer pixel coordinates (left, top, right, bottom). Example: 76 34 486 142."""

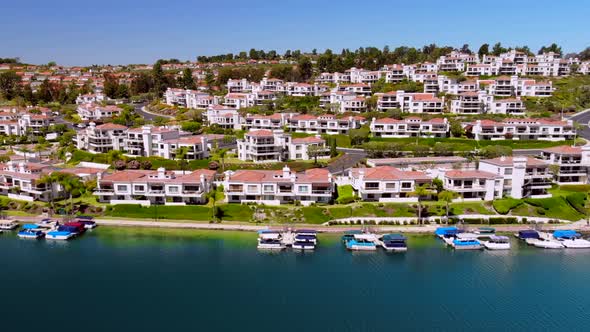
552 230 590 249
345 234 377 251
482 236 511 250
451 233 482 250
0 221 18 230
257 231 285 250
533 240 564 249
292 241 315 250
45 230 76 240
561 239 590 249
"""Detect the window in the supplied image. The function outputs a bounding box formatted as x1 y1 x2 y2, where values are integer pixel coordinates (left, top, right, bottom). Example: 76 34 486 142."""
133 185 145 191
247 185 257 193
401 182 412 189
263 185 274 193
298 186 309 193
116 185 128 192
385 183 396 190
504 168 513 175
168 186 179 193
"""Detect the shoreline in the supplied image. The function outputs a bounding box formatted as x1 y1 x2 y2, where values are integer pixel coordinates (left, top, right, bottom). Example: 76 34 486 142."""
9 215 590 234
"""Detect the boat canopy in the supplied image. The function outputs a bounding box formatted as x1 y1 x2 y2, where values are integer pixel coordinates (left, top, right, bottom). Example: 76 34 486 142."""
383 234 406 241
478 227 495 233
295 234 316 241
490 235 509 242
456 233 478 240
518 230 539 239
553 230 580 239
296 229 317 234
353 234 376 240
259 233 281 240
23 224 39 230
435 227 458 236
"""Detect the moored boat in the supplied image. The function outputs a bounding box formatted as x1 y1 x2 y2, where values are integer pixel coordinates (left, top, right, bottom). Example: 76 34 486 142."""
46 224 84 240
533 240 564 249
515 230 540 245
17 224 45 239
482 235 511 250
345 234 377 251
0 221 18 230
380 234 407 252
342 230 363 243
435 227 459 239
292 229 317 250
257 231 285 250
553 230 590 249
75 216 97 229
451 234 482 250
474 227 495 235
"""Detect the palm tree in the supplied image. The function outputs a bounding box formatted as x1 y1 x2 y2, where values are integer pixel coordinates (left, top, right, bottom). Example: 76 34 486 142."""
438 190 458 224
33 143 47 160
58 174 83 217
217 148 228 172
410 184 431 225
38 173 64 215
19 147 31 162
174 146 189 174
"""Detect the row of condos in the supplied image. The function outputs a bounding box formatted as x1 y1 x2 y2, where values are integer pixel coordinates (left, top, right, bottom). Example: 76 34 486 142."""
465 118 576 141
204 106 366 134
236 130 330 162
75 123 209 160
90 145 590 206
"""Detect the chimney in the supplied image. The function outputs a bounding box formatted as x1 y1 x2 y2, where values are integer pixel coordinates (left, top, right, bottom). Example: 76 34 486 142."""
157 167 166 179
359 169 365 182
18 162 25 173
282 165 290 179
7 161 14 172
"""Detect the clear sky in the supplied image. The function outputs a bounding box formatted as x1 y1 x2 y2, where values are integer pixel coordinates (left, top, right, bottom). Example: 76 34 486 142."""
1 0 587 66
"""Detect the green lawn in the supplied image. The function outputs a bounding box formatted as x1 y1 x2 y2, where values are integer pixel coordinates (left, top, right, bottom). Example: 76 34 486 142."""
492 198 523 214
106 204 212 221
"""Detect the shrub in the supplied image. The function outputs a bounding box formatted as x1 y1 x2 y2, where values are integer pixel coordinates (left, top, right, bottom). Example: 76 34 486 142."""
493 198 523 214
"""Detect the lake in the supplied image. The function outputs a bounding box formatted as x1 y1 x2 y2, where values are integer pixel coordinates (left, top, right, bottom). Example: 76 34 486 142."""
1 227 589 331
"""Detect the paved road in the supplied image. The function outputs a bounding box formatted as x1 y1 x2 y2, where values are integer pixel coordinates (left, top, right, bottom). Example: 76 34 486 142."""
134 103 173 121
328 148 367 174
568 109 590 140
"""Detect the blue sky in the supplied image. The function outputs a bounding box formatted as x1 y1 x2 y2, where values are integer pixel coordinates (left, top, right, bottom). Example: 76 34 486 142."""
1 0 587 66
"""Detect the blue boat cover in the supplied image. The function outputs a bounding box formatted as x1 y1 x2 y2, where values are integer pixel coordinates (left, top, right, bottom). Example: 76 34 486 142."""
47 231 71 236
553 230 580 239
518 230 539 239
344 230 363 235
295 234 317 240
435 227 458 235
23 224 39 229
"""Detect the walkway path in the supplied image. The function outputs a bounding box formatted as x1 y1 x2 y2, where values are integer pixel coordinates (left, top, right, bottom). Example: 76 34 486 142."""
8 215 590 233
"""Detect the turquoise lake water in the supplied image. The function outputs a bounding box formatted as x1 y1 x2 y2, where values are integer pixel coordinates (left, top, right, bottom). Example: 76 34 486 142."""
2 229 590 331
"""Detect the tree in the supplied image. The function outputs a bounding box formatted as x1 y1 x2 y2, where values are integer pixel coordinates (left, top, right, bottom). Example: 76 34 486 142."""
538 43 562 56
103 73 120 99
152 61 165 96
180 68 196 90
174 146 189 174
297 56 313 81
478 44 490 57
449 119 464 137
460 44 471 54
307 144 324 164
38 173 64 215
153 116 170 126
181 121 201 133
492 42 506 56
432 178 444 193
410 184 431 225
58 173 84 216
329 137 337 157
0 71 21 100
438 190 458 224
